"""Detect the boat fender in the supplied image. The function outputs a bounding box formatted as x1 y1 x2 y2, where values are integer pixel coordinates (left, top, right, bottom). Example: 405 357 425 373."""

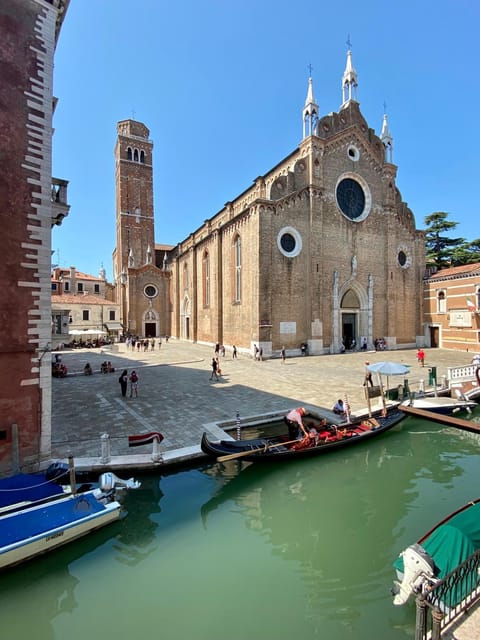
45 461 69 483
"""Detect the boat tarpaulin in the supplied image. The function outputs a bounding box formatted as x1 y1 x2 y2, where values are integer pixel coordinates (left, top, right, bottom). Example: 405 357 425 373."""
422 503 480 579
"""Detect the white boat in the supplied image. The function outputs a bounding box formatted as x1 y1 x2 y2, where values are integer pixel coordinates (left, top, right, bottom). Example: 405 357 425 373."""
401 396 476 415
0 470 140 570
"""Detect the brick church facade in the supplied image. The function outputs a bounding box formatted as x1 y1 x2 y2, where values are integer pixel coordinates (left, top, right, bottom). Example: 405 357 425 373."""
114 50 425 357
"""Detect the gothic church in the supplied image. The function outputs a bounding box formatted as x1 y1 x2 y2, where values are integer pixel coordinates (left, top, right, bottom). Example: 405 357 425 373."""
113 49 425 356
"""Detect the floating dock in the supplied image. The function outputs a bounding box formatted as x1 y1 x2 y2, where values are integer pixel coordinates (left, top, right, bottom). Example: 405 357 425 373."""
399 404 480 434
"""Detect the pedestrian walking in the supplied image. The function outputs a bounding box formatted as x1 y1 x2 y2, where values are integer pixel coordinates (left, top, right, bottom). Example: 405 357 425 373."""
363 361 373 387
119 369 128 397
417 348 425 367
209 357 219 381
281 346 286 364
129 370 139 397
232 345 237 359
259 347 263 361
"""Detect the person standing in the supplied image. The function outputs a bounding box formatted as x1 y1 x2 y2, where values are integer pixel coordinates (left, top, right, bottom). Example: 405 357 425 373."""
232 345 238 359
281 346 286 364
417 348 425 367
119 369 128 397
284 407 309 440
129 370 139 397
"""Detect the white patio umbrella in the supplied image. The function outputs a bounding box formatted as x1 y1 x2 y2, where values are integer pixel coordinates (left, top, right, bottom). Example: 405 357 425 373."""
367 361 410 395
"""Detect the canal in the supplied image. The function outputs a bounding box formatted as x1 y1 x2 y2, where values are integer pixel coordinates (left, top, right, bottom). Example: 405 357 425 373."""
1 413 480 639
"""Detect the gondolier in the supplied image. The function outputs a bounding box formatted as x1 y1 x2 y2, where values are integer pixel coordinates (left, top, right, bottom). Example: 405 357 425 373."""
284 407 309 440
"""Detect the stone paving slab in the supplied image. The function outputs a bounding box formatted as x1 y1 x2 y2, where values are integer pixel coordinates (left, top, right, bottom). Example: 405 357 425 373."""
51 340 474 462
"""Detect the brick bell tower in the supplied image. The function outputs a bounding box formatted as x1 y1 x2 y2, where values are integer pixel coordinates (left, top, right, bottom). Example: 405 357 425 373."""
114 119 155 333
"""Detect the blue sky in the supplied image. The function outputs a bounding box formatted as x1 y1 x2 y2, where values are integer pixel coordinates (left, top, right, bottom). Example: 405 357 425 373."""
52 0 478 280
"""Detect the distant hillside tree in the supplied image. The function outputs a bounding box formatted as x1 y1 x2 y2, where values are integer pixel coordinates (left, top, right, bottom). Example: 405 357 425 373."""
424 212 465 268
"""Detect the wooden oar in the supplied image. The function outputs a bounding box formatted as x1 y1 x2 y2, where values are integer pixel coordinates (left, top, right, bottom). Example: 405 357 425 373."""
217 439 299 462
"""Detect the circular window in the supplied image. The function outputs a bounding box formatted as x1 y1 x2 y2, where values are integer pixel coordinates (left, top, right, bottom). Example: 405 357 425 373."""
347 145 360 161
397 246 411 269
335 173 371 222
277 227 302 258
144 284 158 298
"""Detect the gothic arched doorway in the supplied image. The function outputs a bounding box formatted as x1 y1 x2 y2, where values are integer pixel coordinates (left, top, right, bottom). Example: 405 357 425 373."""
341 289 360 350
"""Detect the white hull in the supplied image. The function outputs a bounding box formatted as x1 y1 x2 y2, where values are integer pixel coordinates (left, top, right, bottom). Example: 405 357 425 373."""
0 492 120 570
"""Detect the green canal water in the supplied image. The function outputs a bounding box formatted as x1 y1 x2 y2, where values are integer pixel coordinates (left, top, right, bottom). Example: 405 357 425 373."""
1 413 480 639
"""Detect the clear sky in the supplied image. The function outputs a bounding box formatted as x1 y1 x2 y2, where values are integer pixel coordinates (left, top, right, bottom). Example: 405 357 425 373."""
52 0 478 280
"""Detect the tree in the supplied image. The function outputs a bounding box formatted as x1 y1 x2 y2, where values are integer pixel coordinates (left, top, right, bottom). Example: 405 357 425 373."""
424 212 465 268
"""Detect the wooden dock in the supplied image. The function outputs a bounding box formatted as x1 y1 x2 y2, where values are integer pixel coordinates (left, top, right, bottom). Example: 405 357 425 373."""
399 404 480 434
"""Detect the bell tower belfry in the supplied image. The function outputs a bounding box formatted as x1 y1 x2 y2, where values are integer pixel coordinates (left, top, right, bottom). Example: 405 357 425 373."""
114 119 155 283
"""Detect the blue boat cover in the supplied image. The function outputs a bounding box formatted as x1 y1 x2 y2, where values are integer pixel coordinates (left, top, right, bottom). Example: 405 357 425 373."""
0 493 108 547
0 474 63 508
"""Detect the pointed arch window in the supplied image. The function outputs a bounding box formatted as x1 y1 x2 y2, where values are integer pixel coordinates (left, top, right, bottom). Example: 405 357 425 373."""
133 149 139 162
127 147 133 161
202 251 210 307
232 235 241 303
140 150 145 163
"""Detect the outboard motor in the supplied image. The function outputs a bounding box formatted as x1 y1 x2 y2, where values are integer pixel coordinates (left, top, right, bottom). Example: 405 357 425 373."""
99 472 141 492
392 544 437 606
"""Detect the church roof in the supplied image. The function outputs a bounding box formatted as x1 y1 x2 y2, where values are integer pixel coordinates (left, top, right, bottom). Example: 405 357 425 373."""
51 293 115 305
426 263 480 281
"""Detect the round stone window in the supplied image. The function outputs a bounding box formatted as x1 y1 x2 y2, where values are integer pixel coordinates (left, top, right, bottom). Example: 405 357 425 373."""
144 284 158 298
347 145 360 161
397 246 411 269
335 173 372 222
277 226 302 258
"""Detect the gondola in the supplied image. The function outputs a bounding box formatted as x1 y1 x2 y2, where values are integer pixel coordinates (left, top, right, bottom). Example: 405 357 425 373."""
200 408 405 463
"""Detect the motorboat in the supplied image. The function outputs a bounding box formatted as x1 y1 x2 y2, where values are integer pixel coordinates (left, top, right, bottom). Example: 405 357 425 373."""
401 396 476 415
0 468 140 570
392 498 480 606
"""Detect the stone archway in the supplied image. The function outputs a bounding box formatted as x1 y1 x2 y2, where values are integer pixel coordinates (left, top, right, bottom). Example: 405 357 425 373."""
181 295 191 340
333 279 371 353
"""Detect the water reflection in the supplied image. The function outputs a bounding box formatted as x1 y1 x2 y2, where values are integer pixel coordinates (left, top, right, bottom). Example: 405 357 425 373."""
112 475 163 566
198 418 480 633
1 416 479 640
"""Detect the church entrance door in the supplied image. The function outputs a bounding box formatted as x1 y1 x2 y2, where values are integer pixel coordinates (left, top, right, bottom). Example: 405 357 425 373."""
342 312 357 350
145 322 156 337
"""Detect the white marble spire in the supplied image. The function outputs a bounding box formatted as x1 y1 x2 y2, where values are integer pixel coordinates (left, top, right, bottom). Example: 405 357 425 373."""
303 72 319 138
341 46 358 107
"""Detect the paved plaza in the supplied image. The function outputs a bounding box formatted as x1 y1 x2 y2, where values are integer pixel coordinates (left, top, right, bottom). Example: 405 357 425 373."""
51 340 475 462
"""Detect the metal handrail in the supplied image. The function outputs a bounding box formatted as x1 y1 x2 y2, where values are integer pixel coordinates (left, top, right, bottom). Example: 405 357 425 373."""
415 549 480 640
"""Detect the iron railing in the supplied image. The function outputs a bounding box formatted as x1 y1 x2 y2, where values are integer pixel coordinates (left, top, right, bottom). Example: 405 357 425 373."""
415 549 480 640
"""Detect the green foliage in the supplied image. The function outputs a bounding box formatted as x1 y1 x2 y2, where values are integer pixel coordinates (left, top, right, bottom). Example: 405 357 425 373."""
424 212 471 268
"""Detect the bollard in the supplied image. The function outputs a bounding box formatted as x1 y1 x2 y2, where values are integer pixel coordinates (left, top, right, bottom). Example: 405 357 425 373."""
152 435 162 463
100 433 111 464
236 411 241 440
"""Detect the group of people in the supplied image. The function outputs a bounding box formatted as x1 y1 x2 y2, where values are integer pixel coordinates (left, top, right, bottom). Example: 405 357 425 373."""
125 337 161 352
118 369 139 397
100 361 115 374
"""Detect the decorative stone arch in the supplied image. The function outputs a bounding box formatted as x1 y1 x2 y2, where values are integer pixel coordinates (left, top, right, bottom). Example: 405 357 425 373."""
181 294 191 340
332 277 372 353
143 307 159 338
